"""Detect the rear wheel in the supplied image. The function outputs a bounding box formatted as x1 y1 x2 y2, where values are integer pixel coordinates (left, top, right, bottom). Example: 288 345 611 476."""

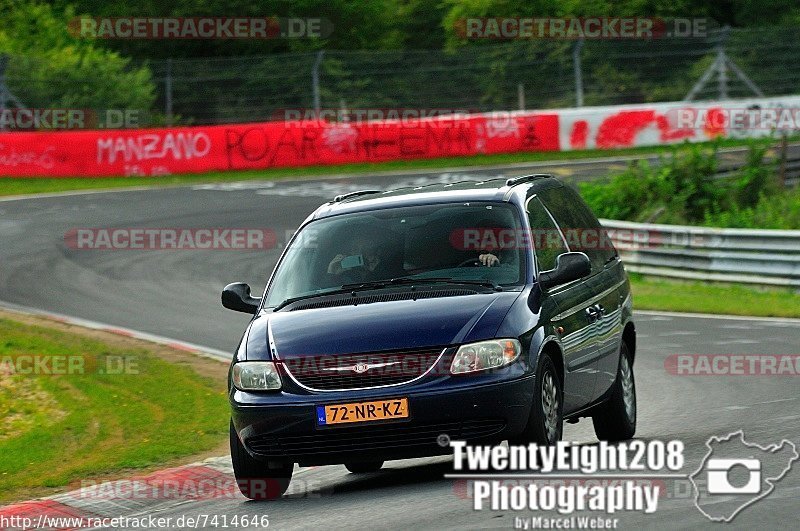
344 461 384 473
591 342 636 442
510 351 563 445
230 420 293 500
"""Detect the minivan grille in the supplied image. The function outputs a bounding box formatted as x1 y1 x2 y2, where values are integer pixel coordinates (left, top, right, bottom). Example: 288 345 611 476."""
282 349 444 391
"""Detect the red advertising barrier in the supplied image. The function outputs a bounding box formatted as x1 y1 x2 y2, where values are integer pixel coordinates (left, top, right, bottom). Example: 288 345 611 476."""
4 95 799 178
0 113 559 177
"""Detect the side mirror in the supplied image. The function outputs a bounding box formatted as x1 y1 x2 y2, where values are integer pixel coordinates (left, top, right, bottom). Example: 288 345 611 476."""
537 252 591 291
222 282 261 314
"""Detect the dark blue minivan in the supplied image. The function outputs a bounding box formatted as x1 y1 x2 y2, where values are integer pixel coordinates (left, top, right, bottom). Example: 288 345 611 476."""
222 175 637 499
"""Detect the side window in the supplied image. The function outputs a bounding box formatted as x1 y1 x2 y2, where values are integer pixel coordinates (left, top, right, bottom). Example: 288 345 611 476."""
538 186 616 273
526 196 568 272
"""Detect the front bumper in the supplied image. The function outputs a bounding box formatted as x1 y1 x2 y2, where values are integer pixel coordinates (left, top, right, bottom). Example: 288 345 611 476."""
230 374 535 466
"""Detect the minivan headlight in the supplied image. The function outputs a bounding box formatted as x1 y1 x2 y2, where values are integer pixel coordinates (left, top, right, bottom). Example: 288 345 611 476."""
232 362 282 391
450 339 521 375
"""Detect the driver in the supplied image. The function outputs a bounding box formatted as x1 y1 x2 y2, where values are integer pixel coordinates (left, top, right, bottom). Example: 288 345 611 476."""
327 236 382 276
474 218 512 267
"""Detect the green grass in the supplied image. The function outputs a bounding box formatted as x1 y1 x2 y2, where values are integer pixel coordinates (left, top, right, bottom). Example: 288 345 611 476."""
0 317 228 502
0 137 761 197
630 274 800 318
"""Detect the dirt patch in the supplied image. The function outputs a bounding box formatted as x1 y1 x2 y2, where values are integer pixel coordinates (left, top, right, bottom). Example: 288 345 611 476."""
0 375 67 440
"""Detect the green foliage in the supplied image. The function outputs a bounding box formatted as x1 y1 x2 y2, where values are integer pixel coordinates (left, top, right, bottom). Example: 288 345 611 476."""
703 191 800 229
48 0 403 58
0 0 155 110
3 0 800 125
580 141 721 223
441 0 799 44
31 0 800 60
580 138 800 229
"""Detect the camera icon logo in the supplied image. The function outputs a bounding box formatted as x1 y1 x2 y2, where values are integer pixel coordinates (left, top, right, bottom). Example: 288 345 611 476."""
706 458 761 495
690 431 798 522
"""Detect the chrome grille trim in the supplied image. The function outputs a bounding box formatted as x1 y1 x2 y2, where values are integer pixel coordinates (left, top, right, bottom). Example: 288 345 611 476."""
278 348 448 392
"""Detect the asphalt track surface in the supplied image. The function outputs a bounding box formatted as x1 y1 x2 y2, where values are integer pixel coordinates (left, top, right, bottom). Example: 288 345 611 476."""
1 160 799 529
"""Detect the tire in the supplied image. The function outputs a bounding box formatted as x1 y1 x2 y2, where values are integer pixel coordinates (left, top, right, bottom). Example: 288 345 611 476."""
230 420 293 500
510 351 563 445
591 342 636 442
344 461 384 473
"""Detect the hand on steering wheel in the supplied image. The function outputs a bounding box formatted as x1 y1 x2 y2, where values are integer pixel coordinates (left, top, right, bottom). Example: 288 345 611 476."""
457 254 499 267
479 253 500 267
457 257 481 267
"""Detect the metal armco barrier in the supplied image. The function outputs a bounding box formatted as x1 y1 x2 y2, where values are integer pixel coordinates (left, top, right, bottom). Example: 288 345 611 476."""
600 219 800 288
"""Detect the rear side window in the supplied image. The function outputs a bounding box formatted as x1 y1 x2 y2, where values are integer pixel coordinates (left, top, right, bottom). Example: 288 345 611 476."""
526 196 568 272
538 186 616 272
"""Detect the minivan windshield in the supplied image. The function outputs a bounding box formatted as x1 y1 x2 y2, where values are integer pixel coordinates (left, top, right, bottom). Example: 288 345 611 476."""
264 202 527 307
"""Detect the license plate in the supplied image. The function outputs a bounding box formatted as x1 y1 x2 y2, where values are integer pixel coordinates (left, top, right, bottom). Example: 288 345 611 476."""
316 398 409 426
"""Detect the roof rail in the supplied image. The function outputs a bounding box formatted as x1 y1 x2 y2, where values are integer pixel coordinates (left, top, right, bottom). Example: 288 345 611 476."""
505 174 554 187
332 189 382 203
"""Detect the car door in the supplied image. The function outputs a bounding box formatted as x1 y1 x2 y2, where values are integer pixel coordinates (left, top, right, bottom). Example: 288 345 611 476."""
526 195 597 414
538 185 625 402
581 262 625 399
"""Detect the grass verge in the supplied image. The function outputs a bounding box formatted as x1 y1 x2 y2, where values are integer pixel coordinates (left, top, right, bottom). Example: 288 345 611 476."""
0 137 761 197
0 310 229 503
629 275 800 318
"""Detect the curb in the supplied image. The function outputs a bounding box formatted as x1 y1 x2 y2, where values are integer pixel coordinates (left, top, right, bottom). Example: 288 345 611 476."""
0 301 230 362
0 457 236 530
636 309 800 323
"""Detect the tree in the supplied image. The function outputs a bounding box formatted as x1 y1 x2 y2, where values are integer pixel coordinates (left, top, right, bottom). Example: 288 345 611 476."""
0 0 155 111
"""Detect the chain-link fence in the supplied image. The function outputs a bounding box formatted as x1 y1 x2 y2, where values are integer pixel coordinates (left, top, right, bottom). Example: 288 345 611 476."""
2 26 800 126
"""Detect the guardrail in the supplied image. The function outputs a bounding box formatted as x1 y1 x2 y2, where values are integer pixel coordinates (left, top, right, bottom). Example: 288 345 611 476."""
600 219 800 288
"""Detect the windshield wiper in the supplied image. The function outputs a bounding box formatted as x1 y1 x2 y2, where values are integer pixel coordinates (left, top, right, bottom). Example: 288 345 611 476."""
342 276 503 291
273 277 503 311
273 281 412 311
272 287 360 311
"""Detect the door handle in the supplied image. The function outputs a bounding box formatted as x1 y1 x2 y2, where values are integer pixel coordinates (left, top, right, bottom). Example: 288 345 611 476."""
585 307 599 322
595 304 606 317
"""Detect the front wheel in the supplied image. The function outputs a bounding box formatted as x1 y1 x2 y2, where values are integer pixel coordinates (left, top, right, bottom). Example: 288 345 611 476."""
591 342 636 442
510 351 563 445
230 420 293 500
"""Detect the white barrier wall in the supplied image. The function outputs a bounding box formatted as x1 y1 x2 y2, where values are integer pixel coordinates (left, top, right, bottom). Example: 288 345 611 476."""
555 96 800 151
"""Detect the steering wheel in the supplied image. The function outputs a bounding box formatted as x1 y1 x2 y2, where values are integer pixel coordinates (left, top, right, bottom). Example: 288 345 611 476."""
333 267 365 284
457 257 482 267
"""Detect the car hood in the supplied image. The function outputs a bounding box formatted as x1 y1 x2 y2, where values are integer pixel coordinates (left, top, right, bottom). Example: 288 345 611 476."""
248 291 522 359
